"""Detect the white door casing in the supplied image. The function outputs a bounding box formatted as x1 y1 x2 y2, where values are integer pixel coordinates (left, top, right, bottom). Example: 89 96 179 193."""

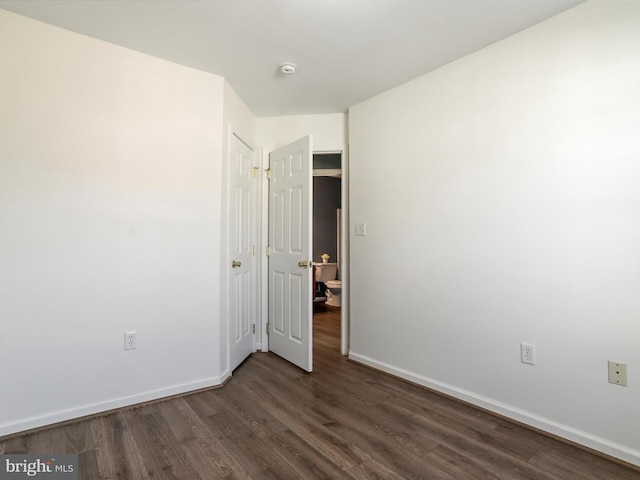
229 133 256 372
268 135 313 372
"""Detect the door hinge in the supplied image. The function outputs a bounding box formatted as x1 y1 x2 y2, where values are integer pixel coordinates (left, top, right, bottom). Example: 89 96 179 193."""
266 322 270 335
252 245 255 256
251 166 259 179
266 246 271 256
265 168 271 180
252 324 256 334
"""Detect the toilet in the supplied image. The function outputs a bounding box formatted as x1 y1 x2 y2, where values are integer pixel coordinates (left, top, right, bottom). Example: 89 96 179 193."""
325 279 342 307
315 263 341 307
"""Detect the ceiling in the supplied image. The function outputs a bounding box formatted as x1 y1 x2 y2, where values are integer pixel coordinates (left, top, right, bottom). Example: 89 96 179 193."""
0 0 583 117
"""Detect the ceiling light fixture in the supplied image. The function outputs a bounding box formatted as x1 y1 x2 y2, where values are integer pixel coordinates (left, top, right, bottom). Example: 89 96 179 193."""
279 63 297 75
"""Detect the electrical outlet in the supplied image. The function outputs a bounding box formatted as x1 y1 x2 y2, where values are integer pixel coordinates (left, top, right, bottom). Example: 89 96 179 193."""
608 361 627 386
520 343 535 365
124 331 137 350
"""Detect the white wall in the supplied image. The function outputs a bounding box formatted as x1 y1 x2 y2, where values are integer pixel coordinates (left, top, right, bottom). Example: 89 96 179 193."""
0 10 227 435
349 1 640 466
224 81 257 150
257 113 347 152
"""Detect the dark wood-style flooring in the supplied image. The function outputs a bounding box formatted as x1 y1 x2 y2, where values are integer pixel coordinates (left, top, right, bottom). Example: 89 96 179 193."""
2 305 639 479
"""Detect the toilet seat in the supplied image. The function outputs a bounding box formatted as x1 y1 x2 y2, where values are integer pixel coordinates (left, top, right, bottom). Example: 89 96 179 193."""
325 280 341 289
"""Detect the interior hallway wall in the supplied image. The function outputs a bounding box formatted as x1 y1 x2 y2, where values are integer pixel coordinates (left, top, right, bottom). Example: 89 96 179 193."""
348 1 640 466
313 177 341 265
256 113 347 152
0 10 226 435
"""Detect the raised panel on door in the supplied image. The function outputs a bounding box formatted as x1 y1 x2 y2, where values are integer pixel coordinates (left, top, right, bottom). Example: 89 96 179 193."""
289 273 303 342
232 270 250 343
272 271 285 334
273 190 286 253
290 186 303 254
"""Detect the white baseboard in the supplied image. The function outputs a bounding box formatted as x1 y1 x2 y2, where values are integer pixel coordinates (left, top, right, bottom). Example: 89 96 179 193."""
0 372 230 438
348 350 640 468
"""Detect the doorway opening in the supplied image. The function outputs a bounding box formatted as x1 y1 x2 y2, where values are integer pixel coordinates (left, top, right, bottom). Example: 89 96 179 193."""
260 141 349 371
312 152 343 356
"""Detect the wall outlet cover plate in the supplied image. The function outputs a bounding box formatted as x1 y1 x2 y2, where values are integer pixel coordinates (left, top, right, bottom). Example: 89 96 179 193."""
608 360 627 386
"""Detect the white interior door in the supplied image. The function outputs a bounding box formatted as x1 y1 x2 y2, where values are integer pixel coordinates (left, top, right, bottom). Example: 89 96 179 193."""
229 133 256 372
268 135 313 372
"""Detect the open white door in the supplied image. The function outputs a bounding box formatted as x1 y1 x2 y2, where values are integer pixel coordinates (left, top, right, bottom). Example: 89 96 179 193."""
268 135 313 372
229 133 256 371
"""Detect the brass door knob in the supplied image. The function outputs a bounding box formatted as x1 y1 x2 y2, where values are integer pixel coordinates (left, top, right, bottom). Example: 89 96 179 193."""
298 260 308 268
232 260 242 268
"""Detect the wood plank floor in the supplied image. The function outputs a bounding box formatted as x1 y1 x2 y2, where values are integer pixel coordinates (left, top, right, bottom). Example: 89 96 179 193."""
2 304 639 479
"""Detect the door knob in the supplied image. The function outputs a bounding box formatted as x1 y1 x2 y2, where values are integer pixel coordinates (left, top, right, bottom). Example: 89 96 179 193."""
298 260 308 268
232 260 241 268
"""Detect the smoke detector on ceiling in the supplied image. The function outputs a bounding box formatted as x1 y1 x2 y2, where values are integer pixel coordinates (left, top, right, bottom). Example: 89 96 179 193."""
279 63 297 74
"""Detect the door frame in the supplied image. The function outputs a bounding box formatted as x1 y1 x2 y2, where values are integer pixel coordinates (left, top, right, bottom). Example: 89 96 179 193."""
259 145 349 356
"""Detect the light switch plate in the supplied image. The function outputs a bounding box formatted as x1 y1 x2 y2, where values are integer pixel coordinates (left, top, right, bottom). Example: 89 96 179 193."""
355 222 366 236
